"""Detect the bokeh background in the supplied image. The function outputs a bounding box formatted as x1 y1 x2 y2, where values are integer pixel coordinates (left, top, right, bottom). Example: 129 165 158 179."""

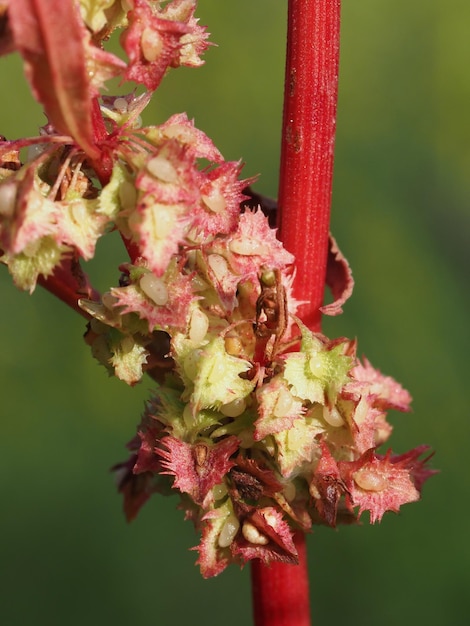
1 1 468 624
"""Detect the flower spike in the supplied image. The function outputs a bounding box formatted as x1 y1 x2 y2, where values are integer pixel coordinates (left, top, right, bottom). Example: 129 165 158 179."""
1 0 435 583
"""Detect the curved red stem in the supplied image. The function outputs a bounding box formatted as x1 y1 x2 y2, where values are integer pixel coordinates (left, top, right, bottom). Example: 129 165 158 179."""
38 257 98 319
251 1 341 625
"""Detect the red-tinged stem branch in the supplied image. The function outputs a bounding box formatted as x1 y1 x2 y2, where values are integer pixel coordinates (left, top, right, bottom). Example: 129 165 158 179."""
251 1 341 625
90 97 114 186
38 257 99 320
89 98 140 263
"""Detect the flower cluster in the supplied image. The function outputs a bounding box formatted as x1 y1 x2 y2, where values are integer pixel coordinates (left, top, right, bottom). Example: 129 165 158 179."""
0 0 434 579
111 259 435 576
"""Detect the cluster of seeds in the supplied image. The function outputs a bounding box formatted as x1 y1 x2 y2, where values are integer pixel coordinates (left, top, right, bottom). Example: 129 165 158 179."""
0 0 434 578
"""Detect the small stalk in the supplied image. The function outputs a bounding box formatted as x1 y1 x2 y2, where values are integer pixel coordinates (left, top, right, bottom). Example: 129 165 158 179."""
89 97 113 185
251 1 341 624
38 258 98 319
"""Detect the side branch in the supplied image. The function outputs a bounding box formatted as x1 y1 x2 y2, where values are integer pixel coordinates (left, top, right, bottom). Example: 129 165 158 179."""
38 258 99 319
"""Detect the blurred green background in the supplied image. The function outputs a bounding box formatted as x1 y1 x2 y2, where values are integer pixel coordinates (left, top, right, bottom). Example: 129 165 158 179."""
1 1 468 624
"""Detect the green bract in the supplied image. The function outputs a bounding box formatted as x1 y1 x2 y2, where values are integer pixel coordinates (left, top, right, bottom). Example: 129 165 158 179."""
283 322 352 405
190 337 255 411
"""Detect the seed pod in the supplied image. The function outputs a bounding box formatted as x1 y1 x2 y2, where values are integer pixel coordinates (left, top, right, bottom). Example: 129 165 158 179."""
202 190 226 214
220 398 246 417
147 155 178 183
224 336 243 357
352 468 387 492
119 181 137 210
213 483 228 501
102 292 118 310
141 27 163 63
207 254 228 281
242 521 269 545
113 97 128 113
323 406 345 427
273 387 295 418
194 443 208 467
189 308 209 344
229 237 269 256
140 273 169 306
218 514 240 548
0 181 17 218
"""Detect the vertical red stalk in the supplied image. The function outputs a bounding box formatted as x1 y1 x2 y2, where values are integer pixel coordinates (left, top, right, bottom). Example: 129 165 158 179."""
251 531 310 626
251 1 341 625
278 0 341 331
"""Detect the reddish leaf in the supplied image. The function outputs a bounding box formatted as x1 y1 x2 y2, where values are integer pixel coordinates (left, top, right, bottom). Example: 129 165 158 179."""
133 427 165 475
112 453 153 522
8 0 99 158
320 234 354 316
0 4 15 57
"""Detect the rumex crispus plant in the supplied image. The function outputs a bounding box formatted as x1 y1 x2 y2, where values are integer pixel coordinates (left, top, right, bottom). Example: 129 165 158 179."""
0 1 435 623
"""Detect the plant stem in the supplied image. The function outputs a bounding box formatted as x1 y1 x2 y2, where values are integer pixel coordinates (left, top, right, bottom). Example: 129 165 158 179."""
251 532 310 626
251 1 341 625
277 0 341 331
38 258 98 319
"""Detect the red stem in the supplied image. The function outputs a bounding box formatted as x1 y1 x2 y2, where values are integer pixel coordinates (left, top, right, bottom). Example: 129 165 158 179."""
251 1 341 625
89 97 113 185
38 258 98 319
251 532 310 626
277 0 341 331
